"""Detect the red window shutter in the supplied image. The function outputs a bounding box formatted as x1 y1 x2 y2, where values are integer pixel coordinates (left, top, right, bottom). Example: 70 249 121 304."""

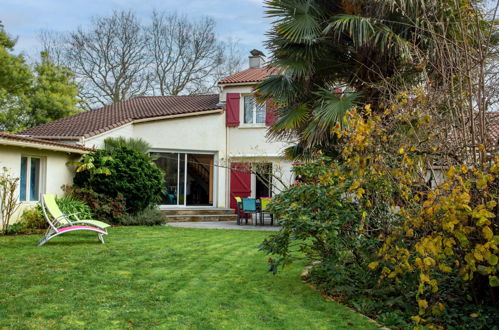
265 99 278 126
229 162 251 211
226 93 240 127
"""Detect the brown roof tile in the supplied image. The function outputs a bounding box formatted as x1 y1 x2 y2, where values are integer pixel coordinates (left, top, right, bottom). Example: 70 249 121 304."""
21 94 221 139
218 67 277 85
485 112 499 146
0 132 93 153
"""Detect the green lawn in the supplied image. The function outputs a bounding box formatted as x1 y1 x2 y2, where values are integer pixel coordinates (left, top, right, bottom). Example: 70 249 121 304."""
0 226 377 329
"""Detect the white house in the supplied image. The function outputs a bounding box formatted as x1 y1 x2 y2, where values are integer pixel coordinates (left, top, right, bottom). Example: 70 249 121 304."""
0 132 91 222
20 53 294 213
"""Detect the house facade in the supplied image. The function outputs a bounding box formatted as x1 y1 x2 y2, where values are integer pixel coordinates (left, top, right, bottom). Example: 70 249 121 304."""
20 53 294 211
0 132 91 222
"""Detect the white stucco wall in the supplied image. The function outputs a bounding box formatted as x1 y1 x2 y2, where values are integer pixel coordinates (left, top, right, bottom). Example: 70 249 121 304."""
133 113 226 152
222 85 293 157
0 145 80 223
134 113 228 208
219 85 254 103
228 127 290 156
83 123 135 149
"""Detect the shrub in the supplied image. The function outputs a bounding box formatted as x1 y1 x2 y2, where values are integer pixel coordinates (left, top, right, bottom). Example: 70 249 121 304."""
118 207 166 226
20 206 47 229
63 185 126 224
4 222 26 235
261 101 498 328
0 167 20 233
73 146 163 214
56 195 94 220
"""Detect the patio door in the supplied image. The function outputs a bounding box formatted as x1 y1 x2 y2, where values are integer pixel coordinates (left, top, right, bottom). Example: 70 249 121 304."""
152 152 214 207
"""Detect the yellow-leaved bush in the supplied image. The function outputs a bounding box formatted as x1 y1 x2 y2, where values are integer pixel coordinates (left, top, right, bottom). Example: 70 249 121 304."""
328 98 497 326
261 92 497 327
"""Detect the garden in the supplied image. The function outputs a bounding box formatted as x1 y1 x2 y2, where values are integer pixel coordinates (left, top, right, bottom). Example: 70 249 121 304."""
256 1 498 328
0 226 376 329
1 0 498 329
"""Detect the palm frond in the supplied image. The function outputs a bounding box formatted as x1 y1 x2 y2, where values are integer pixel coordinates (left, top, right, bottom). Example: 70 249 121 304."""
312 89 360 128
258 74 303 104
265 0 323 44
326 14 413 61
283 144 316 161
272 103 310 132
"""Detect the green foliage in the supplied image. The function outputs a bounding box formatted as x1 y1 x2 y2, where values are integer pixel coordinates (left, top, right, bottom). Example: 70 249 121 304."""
73 146 163 214
19 206 47 230
103 137 152 156
56 195 94 220
118 207 166 226
4 222 26 235
262 101 498 328
28 51 80 127
62 185 126 224
262 158 375 274
0 23 32 132
258 0 491 154
0 23 80 132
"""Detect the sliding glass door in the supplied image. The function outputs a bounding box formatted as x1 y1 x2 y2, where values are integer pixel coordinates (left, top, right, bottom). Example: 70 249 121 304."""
152 152 214 207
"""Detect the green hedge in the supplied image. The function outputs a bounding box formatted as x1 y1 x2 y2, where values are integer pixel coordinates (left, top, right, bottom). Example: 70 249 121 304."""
74 146 163 214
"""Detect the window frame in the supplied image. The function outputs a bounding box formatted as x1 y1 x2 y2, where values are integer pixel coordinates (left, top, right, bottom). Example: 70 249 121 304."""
242 95 266 126
19 155 45 202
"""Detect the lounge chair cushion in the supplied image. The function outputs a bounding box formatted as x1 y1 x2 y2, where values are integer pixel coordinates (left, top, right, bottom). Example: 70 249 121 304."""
78 220 111 228
57 226 107 234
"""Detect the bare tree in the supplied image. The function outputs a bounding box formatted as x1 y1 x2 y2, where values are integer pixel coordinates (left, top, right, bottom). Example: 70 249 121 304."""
0 168 20 233
209 37 246 90
66 10 150 108
38 30 67 66
37 10 245 107
147 11 224 95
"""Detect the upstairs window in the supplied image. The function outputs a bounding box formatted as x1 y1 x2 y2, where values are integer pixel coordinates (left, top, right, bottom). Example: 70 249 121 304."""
243 96 266 124
20 156 42 201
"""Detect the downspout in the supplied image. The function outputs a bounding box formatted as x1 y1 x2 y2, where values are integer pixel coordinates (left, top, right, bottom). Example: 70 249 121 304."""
217 91 229 209
225 112 229 208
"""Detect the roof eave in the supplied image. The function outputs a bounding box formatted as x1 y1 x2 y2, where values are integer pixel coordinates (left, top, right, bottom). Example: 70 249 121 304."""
217 81 262 87
132 108 223 124
0 138 91 154
18 135 82 141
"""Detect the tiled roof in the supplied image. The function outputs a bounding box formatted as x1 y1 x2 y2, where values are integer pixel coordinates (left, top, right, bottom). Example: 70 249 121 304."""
21 94 221 139
0 132 92 153
218 67 277 85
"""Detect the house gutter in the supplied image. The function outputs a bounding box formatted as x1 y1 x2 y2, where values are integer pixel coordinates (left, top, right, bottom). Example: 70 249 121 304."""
132 109 223 124
0 139 91 155
217 82 261 88
20 136 82 141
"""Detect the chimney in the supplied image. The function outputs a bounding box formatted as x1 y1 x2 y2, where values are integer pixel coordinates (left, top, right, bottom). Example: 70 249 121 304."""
249 49 265 68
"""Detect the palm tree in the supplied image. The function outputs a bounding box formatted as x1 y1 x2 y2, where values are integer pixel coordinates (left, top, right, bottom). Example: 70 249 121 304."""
258 0 486 157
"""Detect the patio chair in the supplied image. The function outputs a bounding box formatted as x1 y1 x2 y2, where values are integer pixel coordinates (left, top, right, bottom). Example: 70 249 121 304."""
235 197 246 225
239 198 260 226
259 197 274 225
38 194 110 246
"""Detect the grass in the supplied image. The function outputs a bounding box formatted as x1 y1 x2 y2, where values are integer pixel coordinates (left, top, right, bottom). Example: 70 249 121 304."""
0 226 378 329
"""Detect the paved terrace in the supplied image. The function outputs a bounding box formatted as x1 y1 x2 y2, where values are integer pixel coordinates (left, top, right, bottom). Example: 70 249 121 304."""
167 221 281 231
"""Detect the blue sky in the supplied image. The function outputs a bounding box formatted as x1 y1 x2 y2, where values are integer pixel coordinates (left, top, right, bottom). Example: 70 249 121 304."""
1 0 271 58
